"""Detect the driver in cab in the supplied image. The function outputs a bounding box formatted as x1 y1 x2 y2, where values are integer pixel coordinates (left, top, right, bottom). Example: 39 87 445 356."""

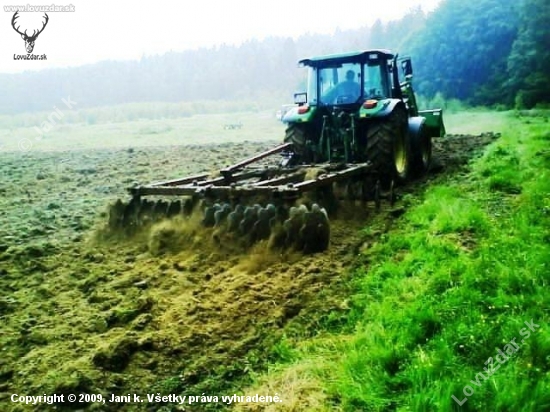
324 69 360 104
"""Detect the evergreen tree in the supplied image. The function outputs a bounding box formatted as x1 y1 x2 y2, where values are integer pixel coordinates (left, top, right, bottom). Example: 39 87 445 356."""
507 0 550 108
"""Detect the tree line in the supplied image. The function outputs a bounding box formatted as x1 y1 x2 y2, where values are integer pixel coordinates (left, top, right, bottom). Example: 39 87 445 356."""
0 0 547 115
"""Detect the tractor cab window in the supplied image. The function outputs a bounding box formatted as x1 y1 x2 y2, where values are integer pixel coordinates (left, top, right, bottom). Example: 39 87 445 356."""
363 61 390 99
306 67 318 105
319 63 361 105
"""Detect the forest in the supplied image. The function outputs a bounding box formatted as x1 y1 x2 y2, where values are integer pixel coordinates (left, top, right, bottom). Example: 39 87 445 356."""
0 0 548 114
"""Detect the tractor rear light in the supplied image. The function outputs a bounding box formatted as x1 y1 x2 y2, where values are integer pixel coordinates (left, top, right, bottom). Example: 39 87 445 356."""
363 100 378 109
298 104 310 114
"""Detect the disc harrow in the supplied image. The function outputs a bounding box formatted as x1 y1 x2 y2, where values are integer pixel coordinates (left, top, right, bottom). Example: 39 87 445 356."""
202 201 330 253
107 143 394 253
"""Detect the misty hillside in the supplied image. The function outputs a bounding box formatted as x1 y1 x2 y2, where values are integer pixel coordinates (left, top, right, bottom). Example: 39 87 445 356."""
1 0 548 114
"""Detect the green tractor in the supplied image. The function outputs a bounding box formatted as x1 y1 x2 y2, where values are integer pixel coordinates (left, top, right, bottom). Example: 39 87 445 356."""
109 50 446 253
282 49 445 182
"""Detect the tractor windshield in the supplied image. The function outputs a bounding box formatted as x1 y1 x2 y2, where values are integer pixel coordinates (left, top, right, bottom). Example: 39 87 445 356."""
318 63 361 105
311 60 390 105
304 55 391 106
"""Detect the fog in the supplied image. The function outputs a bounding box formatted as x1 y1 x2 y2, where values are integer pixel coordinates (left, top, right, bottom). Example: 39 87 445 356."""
1 0 441 73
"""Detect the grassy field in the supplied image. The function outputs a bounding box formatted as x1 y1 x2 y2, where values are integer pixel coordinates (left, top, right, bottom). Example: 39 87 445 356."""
1 108 548 411
0 109 284 152
234 110 550 411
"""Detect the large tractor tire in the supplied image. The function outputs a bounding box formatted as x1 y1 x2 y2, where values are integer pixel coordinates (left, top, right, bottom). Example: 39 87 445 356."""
364 107 410 183
409 123 432 175
284 123 314 163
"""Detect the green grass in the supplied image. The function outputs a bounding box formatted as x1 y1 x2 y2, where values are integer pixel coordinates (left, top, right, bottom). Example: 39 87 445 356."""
242 110 550 411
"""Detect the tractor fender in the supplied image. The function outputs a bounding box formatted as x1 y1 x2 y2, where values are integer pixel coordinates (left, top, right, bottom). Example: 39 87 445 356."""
407 116 426 142
282 105 316 124
369 99 407 118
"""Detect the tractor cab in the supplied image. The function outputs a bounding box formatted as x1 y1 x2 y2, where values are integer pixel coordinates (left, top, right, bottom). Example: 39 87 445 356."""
296 49 397 109
282 49 444 178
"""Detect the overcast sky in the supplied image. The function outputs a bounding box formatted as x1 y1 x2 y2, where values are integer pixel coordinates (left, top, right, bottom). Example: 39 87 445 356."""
1 0 441 73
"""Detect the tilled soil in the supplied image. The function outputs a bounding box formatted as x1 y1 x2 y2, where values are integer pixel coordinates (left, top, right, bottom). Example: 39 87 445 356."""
0 132 499 411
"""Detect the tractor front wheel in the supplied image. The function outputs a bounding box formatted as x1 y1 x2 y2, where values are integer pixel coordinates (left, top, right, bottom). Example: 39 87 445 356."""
409 123 432 175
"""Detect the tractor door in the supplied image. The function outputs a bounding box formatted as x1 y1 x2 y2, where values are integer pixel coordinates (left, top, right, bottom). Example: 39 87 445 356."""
362 53 391 99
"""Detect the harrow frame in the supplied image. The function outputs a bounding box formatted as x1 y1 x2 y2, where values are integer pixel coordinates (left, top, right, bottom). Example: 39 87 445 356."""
127 143 388 205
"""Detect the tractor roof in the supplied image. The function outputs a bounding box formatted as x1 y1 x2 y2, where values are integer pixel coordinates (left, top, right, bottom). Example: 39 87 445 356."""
299 49 394 67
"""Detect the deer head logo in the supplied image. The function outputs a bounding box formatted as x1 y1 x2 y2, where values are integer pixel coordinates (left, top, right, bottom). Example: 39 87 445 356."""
11 12 49 54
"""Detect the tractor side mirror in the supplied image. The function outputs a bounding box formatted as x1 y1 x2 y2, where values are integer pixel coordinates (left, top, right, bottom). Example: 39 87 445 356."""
294 92 307 105
401 59 413 77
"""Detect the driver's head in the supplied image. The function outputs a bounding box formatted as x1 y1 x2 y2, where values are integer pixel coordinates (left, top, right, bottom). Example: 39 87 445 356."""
346 70 355 82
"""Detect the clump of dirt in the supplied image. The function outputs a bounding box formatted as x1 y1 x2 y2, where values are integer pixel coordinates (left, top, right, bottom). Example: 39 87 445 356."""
432 132 501 170
147 216 202 255
92 334 141 372
304 166 327 181
235 242 300 274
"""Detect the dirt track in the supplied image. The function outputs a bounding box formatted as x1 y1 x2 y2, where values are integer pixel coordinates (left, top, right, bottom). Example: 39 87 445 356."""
0 132 499 411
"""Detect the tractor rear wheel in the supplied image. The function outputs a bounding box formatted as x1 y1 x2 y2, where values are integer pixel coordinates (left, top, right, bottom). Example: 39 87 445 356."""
284 123 316 163
364 107 410 183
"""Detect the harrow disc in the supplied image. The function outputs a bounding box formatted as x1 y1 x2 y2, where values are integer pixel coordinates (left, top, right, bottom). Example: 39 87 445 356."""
106 196 331 254
106 169 397 254
202 201 331 253
107 197 195 232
